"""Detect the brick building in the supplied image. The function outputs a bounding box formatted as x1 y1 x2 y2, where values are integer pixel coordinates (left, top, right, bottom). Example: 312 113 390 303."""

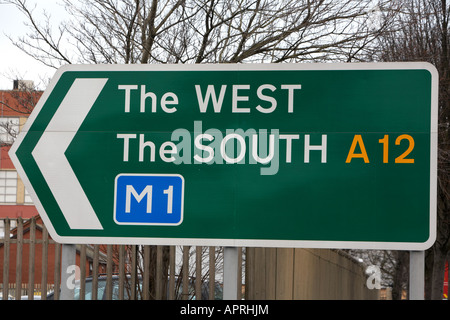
0 80 41 221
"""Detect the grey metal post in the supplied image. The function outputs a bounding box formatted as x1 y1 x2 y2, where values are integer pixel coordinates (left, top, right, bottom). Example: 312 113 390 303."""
60 244 76 300
223 247 239 300
409 250 424 300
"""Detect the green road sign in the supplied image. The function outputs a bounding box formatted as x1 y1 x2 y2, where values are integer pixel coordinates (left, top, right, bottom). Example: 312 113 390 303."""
10 63 438 249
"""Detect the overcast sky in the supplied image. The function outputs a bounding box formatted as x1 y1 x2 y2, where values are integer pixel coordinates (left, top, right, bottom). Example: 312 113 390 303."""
0 1 66 90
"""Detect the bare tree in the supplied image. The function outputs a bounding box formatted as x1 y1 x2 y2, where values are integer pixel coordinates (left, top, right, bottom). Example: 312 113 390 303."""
376 0 450 300
4 0 396 67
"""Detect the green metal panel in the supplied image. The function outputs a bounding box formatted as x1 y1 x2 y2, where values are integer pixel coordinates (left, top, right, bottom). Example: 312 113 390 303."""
10 63 438 249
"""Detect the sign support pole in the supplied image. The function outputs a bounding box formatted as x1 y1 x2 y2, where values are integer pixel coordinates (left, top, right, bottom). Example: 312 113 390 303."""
60 244 76 300
409 250 425 300
223 247 239 300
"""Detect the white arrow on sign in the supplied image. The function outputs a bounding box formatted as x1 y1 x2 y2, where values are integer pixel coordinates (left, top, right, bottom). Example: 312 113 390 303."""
32 78 107 230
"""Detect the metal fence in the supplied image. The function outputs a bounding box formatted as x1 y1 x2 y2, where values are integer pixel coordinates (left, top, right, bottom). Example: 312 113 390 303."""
1 217 378 300
0 217 242 300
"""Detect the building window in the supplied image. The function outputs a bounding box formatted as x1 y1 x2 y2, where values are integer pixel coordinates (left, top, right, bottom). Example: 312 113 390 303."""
0 170 17 203
0 117 20 144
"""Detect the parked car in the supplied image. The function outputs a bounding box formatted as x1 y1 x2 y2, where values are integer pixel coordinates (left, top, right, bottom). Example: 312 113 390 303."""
47 275 223 300
20 295 41 300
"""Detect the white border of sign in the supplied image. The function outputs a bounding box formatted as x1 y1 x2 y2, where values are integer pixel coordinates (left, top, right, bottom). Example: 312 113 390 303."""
9 62 438 250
